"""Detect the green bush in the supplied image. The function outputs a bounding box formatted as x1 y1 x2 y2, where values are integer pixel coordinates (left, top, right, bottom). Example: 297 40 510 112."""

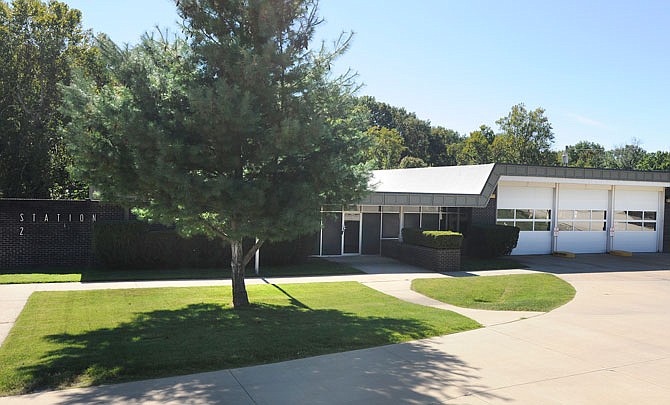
260 234 318 266
93 221 315 269
464 224 520 258
401 228 463 249
93 222 228 269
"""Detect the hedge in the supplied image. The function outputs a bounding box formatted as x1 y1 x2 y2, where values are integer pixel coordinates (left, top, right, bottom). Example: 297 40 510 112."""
93 221 316 269
401 228 463 249
464 224 520 258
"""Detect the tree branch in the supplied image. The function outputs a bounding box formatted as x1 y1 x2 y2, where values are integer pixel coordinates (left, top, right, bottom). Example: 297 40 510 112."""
242 238 265 267
204 221 233 243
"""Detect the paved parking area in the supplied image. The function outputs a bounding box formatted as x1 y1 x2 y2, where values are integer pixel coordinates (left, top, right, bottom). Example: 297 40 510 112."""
517 252 670 273
2 254 670 404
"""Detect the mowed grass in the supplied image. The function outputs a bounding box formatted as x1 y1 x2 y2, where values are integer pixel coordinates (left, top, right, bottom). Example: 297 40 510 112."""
0 258 362 284
0 282 479 396
412 274 576 312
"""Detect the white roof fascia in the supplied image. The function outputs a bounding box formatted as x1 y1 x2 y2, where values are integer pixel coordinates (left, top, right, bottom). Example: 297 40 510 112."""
499 175 670 188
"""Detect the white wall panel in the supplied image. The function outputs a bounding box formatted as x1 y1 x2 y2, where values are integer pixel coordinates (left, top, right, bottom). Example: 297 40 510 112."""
614 189 659 211
512 232 553 255
558 188 609 210
613 233 658 253
498 186 553 209
556 233 608 254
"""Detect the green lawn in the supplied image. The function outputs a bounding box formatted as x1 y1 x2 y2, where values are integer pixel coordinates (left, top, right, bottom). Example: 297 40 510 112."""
460 257 527 272
0 282 479 396
0 258 361 284
412 274 575 312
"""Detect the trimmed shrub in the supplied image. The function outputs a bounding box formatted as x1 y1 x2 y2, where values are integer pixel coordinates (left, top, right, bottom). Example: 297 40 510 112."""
401 228 463 249
260 233 318 266
93 221 228 269
465 224 520 258
93 221 316 269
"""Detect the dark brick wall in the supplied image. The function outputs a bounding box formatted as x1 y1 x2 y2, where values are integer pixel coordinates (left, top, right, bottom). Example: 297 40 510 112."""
665 188 670 253
381 240 460 272
0 199 125 269
471 193 497 226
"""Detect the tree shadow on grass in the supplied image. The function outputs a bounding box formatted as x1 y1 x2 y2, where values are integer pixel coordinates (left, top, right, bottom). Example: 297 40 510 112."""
16 303 509 404
14 301 504 404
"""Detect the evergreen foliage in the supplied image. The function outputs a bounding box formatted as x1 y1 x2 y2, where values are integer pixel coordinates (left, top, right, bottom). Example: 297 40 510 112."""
62 0 370 307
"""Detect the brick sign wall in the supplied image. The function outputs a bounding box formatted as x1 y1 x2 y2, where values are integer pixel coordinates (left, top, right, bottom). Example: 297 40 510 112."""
0 199 126 268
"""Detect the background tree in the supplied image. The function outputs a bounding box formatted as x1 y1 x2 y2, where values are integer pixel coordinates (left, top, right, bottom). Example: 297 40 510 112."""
0 0 95 198
359 96 433 163
563 141 606 168
493 103 555 165
604 139 647 170
62 0 370 308
398 156 427 168
637 151 670 171
457 126 492 165
365 126 406 169
428 126 462 166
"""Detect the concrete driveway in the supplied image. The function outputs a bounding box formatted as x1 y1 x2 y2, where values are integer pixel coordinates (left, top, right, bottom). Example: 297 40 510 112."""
3 254 670 404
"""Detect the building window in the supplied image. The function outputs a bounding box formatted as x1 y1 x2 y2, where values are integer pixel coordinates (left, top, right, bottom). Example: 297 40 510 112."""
613 210 656 232
557 210 606 232
496 208 552 231
382 213 400 238
403 213 420 229
440 207 469 232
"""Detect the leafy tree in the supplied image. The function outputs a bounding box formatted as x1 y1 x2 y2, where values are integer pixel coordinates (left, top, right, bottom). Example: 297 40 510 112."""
0 0 94 198
457 127 492 165
604 139 647 170
477 125 495 144
489 134 515 163
399 156 427 168
359 96 432 161
637 151 670 171
563 141 606 168
61 0 370 307
428 126 462 166
365 126 406 169
493 103 555 165
359 95 394 129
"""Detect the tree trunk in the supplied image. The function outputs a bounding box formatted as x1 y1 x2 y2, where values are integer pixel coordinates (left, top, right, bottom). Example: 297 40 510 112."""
230 239 249 308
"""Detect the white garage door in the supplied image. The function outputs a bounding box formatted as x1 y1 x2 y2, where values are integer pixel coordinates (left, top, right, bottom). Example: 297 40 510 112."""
555 187 608 254
612 188 661 252
497 185 553 255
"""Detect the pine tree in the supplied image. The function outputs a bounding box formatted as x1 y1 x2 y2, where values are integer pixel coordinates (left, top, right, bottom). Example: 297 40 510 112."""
61 0 370 307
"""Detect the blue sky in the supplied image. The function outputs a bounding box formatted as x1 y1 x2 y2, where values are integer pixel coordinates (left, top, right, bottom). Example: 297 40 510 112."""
62 0 670 152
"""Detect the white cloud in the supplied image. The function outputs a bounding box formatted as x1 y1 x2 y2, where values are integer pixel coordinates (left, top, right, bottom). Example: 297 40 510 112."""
566 113 611 130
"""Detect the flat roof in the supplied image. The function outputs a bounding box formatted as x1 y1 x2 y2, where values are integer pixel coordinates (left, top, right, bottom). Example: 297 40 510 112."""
370 163 495 195
360 163 670 208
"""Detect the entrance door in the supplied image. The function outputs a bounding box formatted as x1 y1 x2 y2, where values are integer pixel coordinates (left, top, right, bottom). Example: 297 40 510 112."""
321 213 343 255
361 213 381 254
343 212 361 254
